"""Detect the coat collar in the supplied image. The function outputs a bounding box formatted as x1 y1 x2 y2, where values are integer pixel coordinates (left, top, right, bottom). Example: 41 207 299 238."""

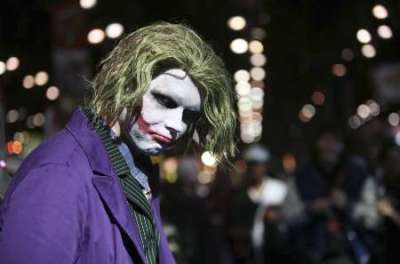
66 108 114 177
65 108 148 263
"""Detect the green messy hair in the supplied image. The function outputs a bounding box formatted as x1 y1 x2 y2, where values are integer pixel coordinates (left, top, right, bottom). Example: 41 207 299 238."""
87 22 237 164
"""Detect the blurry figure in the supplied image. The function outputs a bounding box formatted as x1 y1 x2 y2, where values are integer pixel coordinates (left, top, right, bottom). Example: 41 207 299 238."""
228 144 289 264
294 129 368 263
161 157 209 264
377 142 400 264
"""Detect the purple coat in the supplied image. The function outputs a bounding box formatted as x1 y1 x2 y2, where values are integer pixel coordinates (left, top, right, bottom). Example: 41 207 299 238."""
0 109 176 264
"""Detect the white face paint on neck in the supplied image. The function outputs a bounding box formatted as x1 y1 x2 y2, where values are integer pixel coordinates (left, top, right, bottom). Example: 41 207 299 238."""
124 68 201 155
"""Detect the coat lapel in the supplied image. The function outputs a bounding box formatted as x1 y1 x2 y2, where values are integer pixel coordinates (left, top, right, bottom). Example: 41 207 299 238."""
66 109 147 264
92 175 147 264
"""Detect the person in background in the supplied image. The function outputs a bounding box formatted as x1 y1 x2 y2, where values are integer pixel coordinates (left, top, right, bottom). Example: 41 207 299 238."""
294 129 368 263
377 141 400 264
228 144 289 264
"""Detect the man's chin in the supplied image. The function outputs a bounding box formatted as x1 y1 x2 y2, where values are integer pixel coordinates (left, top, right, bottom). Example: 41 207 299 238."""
135 142 167 156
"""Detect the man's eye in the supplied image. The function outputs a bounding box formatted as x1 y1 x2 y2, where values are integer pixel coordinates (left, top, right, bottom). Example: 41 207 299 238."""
152 92 178 108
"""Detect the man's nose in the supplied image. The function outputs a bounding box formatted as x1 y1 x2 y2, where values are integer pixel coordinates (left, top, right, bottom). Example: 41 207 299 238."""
164 107 185 138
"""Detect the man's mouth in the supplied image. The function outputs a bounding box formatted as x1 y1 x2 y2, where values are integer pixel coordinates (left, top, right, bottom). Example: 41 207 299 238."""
137 115 173 144
150 133 173 144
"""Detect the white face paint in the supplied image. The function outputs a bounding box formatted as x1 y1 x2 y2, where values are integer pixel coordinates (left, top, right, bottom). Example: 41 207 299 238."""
124 68 201 155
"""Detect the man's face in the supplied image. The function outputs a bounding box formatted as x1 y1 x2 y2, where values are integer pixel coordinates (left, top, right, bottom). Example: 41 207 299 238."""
124 68 201 155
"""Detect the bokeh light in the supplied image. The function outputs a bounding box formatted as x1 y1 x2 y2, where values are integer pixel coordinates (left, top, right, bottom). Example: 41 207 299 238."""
301 104 316 119
6 57 20 71
234 69 250 82
250 67 266 81
357 104 371 119
88 28 105 44
248 40 264 54
250 54 267 66
6 109 19 123
356 29 372 44
388 112 400 126
230 38 248 54
33 113 45 127
349 115 362 129
201 151 217 167
395 132 400 146
372 4 388 19
377 25 392 39
235 82 251 97
35 71 49 86
361 44 376 58
332 64 347 77
227 16 246 31
23 75 35 89
80 0 97 9
366 100 380 116
0 160 6 169
311 91 325 106
106 23 124 39
12 141 23 155
0 61 6 75
46 86 60 101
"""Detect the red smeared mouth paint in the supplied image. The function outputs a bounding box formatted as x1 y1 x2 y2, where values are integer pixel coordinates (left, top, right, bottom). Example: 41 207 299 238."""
137 115 173 144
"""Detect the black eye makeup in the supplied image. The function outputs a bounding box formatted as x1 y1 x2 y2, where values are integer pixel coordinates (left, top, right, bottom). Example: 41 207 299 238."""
183 109 201 125
151 91 178 108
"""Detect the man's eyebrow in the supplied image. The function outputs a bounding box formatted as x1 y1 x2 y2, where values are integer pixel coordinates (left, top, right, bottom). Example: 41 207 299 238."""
151 90 179 104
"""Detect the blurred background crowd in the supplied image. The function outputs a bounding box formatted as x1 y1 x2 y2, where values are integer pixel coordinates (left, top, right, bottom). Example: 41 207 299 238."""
1 0 400 263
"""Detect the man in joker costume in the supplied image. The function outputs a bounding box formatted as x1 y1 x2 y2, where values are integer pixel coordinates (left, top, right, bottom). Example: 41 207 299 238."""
0 23 236 264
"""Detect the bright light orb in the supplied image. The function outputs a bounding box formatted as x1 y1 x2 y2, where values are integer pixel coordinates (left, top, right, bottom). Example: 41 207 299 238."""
357 104 371 119
6 57 20 71
80 0 97 9
234 69 250 82
377 25 392 39
0 61 6 75
388 112 400 126
23 75 35 89
361 44 376 58
301 104 316 119
356 29 372 44
250 54 267 66
372 5 388 19
201 151 217 167
230 38 248 54
106 23 124 39
248 40 264 54
250 67 266 81
88 28 105 44
227 16 246 31
46 86 60 101
35 71 49 86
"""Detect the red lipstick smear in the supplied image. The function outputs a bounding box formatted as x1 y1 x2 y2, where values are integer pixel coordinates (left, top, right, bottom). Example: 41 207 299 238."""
137 115 173 144
137 114 152 134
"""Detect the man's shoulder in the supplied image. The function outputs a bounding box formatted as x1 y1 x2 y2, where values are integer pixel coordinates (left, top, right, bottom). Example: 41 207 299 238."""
2 129 93 209
22 128 84 168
